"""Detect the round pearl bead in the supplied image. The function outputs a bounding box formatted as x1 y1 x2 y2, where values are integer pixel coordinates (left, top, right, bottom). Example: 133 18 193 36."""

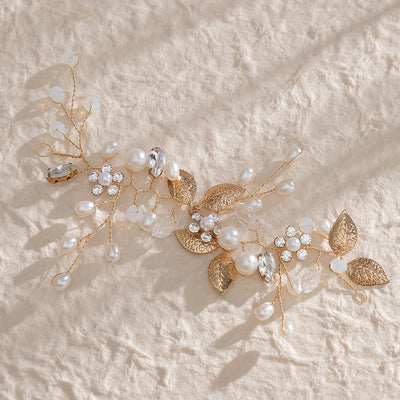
299 216 313 234
237 167 255 185
246 198 263 213
286 147 302 161
165 161 180 181
52 273 71 291
49 121 66 139
236 252 258 275
318 218 332 235
74 200 95 217
103 140 118 158
276 180 295 196
330 258 348 273
60 236 78 254
49 86 64 103
140 212 157 232
217 226 241 250
254 303 274 321
126 148 147 172
126 205 144 223
200 216 215 231
286 237 301 252
283 320 294 335
105 242 120 263
98 172 112 186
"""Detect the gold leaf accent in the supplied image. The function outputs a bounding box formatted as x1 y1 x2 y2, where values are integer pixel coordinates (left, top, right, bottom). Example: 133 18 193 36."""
208 253 237 295
201 183 245 212
174 229 219 254
328 210 358 256
347 258 390 286
168 169 197 205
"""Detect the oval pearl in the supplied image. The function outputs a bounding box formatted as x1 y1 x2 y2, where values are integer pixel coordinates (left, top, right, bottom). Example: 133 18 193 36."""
276 180 295 196
299 216 313 234
318 218 332 235
237 167 255 186
286 237 301 252
200 216 215 231
165 161 180 181
236 252 258 275
105 242 120 263
49 86 64 103
283 320 294 335
60 236 78 254
103 140 118 158
126 148 147 172
74 200 95 217
330 258 348 273
49 121 66 139
254 303 274 321
217 226 241 250
83 96 100 112
98 171 112 186
126 205 143 223
286 147 302 161
52 273 71 291
246 198 263 213
140 212 157 232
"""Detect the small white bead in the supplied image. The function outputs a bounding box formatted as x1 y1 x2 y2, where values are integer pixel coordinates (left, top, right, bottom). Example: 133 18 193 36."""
246 198 263 213
200 216 215 231
330 258 348 273
52 273 71 291
237 167 255 185
236 252 258 275
286 237 301 252
49 86 64 103
140 212 157 232
126 148 147 172
318 218 332 235
217 226 241 250
83 96 100 112
103 140 118 158
286 147 302 161
49 121 66 139
74 200 95 217
105 242 120 263
299 216 313 234
165 161 180 181
283 320 294 335
63 50 78 67
254 303 274 321
126 205 143 223
60 236 78 254
276 180 295 196
98 172 112 186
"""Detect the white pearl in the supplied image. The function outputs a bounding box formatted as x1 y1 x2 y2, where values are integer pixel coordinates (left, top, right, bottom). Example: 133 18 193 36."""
60 236 78 254
200 216 215 231
286 147 302 161
52 273 71 291
83 96 100 112
330 258 348 273
286 237 301 252
74 200 95 217
140 212 157 232
63 50 78 67
237 167 255 185
103 140 118 158
98 171 112 186
165 161 180 181
254 303 274 321
49 86 64 103
236 252 258 275
126 148 147 172
217 226 241 250
283 320 294 335
246 198 263 213
318 218 332 235
299 216 313 234
49 121 66 139
276 180 295 196
126 205 144 223
105 242 120 263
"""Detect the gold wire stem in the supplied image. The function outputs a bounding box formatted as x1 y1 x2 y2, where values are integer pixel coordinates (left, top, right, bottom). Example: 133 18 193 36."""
68 65 77 120
331 267 368 305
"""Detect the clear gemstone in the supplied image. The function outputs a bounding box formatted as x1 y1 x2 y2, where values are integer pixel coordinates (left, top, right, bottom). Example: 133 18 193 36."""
49 86 64 103
235 203 258 230
330 258 348 273
148 147 166 177
209 213 219 222
152 216 176 238
102 163 112 173
49 121 66 139
297 249 308 261
112 171 124 182
300 233 312 245
92 184 103 196
83 96 101 112
107 185 118 196
188 222 200 233
286 226 297 237
88 171 99 182
201 232 212 243
299 267 321 293
281 250 292 262
258 251 277 284
213 225 221 236
192 213 202 221
274 236 286 248
126 205 143 223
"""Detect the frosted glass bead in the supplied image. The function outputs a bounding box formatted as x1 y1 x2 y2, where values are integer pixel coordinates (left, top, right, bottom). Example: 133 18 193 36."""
49 121 66 139
330 258 348 273
299 217 313 234
83 96 100 112
64 50 78 67
126 205 143 223
49 86 64 103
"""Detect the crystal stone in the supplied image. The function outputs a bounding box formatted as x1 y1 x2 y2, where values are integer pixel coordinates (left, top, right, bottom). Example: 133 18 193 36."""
107 185 118 196
101 163 112 173
300 233 311 245
88 171 99 182
280 250 292 262
235 203 258 230
92 184 103 196
213 225 221 236
148 147 166 178
209 213 219 222
189 222 200 233
274 236 286 248
112 172 124 182
297 248 308 261
201 232 212 243
299 267 321 293
192 213 202 221
258 250 277 284
49 121 66 139
286 226 297 237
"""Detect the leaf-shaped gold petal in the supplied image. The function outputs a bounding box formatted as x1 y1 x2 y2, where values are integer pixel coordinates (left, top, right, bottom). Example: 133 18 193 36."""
174 229 219 254
168 169 197 205
201 183 245 212
328 210 358 256
347 257 390 286
208 252 237 295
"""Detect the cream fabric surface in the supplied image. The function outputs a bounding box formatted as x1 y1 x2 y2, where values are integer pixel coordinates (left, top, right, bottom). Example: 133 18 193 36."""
1 1 400 399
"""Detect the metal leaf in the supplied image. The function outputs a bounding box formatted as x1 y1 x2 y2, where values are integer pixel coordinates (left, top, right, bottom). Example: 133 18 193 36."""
208 252 237 295
347 257 390 286
174 229 219 254
168 169 197 205
201 183 245 212
328 210 358 256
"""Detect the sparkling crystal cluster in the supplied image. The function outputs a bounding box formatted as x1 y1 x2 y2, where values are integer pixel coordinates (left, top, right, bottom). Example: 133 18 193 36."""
274 224 311 263
188 212 220 243
88 163 124 196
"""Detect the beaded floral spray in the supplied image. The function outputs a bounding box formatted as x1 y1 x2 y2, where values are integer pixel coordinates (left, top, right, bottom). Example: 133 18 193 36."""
37 54 390 335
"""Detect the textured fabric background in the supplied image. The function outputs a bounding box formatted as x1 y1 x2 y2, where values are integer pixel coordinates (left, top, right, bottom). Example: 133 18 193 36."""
1 1 400 399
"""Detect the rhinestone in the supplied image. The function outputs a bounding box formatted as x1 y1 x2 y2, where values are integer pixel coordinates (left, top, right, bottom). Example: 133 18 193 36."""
213 225 221 236
300 233 312 245
258 251 276 284
107 185 118 196
286 226 297 237
209 213 219 222
112 171 124 182
192 213 202 221
280 250 292 262
148 147 166 177
201 232 212 243
88 171 99 182
101 163 112 173
274 236 286 248
92 184 103 196
297 249 308 261
188 223 200 233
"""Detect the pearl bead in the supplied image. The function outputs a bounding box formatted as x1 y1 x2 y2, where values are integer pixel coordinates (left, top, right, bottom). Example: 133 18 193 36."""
83 96 100 112
165 161 180 181
49 121 66 139
236 251 258 275
126 205 144 223
318 218 332 235
286 147 302 161
60 236 78 254
74 200 95 217
105 242 120 263
276 180 295 196
103 140 118 158
63 50 78 67
299 216 313 234
246 198 263 213
217 226 241 250
98 171 112 186
140 212 157 232
286 237 301 252
237 167 255 185
254 303 274 321
330 258 348 273
283 320 294 335
52 273 71 291
126 148 147 172
49 86 64 103
200 216 215 231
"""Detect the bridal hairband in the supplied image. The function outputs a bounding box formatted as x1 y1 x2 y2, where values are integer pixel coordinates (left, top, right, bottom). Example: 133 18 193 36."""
36 53 390 335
